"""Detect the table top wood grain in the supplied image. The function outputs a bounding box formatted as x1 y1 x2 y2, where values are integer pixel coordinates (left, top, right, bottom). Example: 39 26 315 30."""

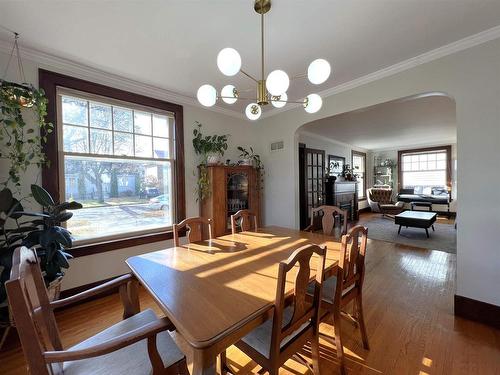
126 226 341 350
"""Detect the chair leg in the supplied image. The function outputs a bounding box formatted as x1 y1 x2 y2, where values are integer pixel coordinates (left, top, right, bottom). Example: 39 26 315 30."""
311 332 321 375
0 326 11 351
355 294 370 350
332 312 346 375
219 351 228 375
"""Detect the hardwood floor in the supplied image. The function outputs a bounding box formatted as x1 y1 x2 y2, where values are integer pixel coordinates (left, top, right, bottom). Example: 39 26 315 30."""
1 237 499 374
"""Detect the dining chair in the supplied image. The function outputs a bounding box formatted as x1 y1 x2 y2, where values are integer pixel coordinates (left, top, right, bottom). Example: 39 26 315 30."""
304 205 348 236
6 246 188 375
222 243 326 375
230 209 258 234
173 216 213 246
308 225 369 375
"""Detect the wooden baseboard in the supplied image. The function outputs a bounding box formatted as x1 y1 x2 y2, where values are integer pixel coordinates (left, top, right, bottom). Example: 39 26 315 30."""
454 294 500 329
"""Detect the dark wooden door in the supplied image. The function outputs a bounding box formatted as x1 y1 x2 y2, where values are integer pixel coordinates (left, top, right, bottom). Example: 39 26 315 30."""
299 146 325 229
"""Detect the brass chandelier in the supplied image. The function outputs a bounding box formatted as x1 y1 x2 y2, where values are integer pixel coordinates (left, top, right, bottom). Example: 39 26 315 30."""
196 0 332 120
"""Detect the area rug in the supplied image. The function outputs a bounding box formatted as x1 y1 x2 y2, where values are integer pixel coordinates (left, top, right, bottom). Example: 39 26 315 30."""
357 216 457 253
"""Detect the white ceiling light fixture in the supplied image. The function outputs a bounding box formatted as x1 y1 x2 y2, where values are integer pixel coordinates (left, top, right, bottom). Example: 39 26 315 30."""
303 93 323 114
271 93 287 108
197 0 332 120
221 84 238 104
245 103 262 120
197 84 217 107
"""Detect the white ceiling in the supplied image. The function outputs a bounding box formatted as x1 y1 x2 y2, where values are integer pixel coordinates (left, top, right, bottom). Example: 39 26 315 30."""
1 0 500 117
300 94 457 151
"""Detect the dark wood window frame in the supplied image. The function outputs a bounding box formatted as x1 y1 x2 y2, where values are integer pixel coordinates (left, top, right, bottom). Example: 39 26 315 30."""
397 145 452 194
39 69 185 257
351 150 367 201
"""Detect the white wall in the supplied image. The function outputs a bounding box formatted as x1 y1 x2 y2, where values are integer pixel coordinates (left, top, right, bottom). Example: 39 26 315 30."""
255 38 500 306
297 131 370 209
0 49 260 291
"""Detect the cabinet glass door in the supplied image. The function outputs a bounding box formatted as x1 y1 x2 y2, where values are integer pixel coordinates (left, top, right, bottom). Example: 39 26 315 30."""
227 172 249 230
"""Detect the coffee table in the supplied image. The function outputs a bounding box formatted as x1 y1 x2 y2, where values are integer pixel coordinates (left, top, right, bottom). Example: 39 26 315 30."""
395 211 437 238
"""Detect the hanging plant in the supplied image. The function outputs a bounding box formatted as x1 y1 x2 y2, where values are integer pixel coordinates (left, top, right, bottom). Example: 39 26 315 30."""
0 80 53 188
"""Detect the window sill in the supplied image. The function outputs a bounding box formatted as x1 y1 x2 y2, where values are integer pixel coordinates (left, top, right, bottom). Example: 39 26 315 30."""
67 229 183 258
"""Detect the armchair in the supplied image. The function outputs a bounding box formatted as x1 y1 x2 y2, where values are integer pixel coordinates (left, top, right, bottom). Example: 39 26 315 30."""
366 188 404 217
6 246 188 375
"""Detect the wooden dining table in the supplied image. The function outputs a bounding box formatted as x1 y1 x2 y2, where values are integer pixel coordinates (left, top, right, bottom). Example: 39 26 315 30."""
126 226 341 375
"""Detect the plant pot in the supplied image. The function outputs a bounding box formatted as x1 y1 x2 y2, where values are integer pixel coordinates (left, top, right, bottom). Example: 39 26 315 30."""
240 158 254 166
206 154 220 165
47 276 63 302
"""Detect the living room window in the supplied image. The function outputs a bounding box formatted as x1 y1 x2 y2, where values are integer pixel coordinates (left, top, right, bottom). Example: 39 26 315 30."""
398 146 451 195
40 70 185 255
352 151 366 199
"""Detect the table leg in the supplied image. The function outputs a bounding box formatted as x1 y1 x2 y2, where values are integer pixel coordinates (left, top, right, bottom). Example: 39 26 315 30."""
398 225 402 235
432 225 435 231
425 228 429 238
192 348 216 375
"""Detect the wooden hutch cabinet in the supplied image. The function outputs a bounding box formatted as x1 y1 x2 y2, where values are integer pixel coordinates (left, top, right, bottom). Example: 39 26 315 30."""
200 165 261 237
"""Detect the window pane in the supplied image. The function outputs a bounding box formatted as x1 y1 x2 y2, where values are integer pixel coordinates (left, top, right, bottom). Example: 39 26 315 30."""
90 102 112 129
114 132 133 156
90 129 113 155
63 155 173 241
153 137 170 159
153 115 169 138
436 160 446 169
63 125 88 153
134 111 152 135
62 96 88 126
135 135 152 157
113 107 133 132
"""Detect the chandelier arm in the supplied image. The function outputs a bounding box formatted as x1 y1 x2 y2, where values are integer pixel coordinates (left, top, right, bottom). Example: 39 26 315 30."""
239 69 259 83
218 96 257 102
290 72 308 80
270 99 305 104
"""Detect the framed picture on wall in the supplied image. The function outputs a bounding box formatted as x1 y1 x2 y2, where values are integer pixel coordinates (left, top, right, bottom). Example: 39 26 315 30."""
328 155 345 176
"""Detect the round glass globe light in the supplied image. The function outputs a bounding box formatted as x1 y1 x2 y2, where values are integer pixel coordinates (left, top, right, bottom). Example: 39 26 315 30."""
197 84 217 107
245 103 262 121
221 85 238 104
217 48 242 76
266 70 290 96
271 92 287 108
304 94 322 114
307 59 331 85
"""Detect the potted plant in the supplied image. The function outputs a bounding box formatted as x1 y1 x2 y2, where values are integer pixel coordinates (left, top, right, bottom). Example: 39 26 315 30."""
237 146 265 191
0 185 82 303
192 121 229 165
192 122 229 201
0 80 53 188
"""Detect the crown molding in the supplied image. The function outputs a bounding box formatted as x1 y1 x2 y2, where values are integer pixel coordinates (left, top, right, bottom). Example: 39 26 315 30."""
0 39 246 120
2 24 499 123
261 24 500 119
370 139 457 153
299 130 369 153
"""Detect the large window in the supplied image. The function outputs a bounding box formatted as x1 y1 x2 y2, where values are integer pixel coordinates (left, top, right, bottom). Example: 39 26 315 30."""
352 151 366 199
398 146 451 195
40 70 184 255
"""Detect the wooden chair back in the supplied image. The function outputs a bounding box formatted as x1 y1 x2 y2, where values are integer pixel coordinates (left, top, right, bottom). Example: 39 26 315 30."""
336 225 368 301
306 205 348 235
230 209 258 234
6 247 63 375
270 244 326 363
173 217 213 246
